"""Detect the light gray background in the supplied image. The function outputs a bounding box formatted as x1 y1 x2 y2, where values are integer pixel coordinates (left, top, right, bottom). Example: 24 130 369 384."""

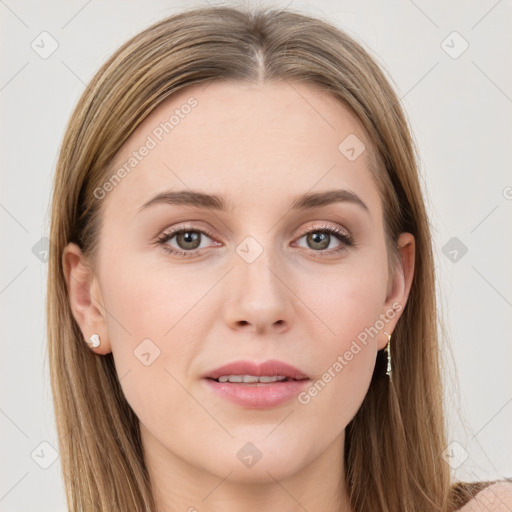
1 0 511 510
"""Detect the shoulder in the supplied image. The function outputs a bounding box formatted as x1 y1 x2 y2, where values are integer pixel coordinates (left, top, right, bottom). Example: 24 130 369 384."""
455 481 512 511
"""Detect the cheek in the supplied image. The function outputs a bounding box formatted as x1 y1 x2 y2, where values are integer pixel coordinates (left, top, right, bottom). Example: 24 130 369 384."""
100 249 209 347
98 251 215 416
294 277 381 434
287 256 387 423
297 258 387 343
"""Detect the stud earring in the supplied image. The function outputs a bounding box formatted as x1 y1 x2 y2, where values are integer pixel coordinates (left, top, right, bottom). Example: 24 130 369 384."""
383 330 392 381
88 333 101 349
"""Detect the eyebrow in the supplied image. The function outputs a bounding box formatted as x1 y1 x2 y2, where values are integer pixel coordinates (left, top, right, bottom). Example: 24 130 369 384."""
138 188 369 214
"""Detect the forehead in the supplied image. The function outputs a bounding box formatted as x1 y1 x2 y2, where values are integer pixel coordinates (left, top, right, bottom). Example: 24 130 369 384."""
102 80 381 220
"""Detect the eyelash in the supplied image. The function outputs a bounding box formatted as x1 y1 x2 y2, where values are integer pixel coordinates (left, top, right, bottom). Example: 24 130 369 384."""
156 223 355 258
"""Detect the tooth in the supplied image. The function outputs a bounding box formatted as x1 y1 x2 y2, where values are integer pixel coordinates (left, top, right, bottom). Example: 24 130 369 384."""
242 375 260 383
216 374 290 383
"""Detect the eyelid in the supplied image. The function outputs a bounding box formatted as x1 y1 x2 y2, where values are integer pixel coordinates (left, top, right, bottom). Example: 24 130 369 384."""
299 221 351 238
157 223 217 240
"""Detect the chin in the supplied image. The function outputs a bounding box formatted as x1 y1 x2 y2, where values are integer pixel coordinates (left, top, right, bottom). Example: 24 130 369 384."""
198 436 313 484
216 458 306 485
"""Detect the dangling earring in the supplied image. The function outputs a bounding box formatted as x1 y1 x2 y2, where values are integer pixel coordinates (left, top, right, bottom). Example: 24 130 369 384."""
88 333 101 349
383 330 392 381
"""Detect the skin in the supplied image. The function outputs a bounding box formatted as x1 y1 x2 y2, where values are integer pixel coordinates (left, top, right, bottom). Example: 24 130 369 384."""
63 80 415 512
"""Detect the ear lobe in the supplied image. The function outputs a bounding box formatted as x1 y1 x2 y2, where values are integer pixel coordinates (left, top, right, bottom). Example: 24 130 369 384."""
62 242 110 354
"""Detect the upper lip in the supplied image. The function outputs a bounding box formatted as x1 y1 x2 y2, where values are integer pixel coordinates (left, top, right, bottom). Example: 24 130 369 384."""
204 359 310 381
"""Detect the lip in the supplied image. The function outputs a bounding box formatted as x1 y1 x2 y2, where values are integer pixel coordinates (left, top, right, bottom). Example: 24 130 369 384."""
204 359 310 381
203 359 310 409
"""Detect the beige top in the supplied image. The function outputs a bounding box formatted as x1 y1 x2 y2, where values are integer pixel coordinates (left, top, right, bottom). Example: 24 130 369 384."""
457 482 512 511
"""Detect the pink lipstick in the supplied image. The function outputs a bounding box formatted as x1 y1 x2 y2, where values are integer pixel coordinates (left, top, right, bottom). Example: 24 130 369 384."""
203 359 310 409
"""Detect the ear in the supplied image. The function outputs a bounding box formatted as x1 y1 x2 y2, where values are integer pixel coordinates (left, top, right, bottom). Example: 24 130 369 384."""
62 242 111 354
377 232 415 350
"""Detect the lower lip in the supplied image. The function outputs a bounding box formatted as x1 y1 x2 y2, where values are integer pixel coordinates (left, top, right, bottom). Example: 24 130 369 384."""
204 378 310 409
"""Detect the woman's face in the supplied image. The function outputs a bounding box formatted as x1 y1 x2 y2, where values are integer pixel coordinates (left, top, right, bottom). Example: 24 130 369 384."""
64 81 414 491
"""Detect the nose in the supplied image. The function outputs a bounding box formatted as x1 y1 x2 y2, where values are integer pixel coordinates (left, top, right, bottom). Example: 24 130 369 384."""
223 246 293 335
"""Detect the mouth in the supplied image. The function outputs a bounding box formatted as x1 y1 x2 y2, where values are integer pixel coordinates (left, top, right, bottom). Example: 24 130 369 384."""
203 359 311 408
207 374 307 384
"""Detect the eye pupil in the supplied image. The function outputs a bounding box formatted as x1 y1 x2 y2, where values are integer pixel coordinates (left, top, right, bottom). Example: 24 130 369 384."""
177 231 201 250
307 232 330 250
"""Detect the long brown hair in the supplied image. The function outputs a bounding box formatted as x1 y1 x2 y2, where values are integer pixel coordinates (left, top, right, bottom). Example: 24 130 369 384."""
48 4 472 511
